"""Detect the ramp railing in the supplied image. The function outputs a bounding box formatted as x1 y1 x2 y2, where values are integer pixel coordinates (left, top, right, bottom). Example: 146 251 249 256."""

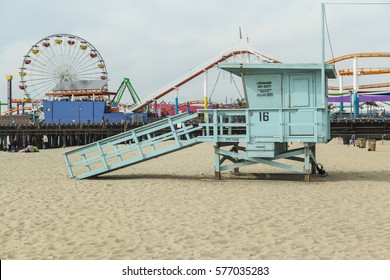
63 112 201 179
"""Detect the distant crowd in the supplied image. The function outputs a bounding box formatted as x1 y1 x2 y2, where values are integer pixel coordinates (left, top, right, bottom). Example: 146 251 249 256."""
5 135 49 153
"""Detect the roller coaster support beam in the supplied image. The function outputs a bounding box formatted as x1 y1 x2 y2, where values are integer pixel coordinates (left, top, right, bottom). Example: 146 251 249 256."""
339 75 344 116
353 57 359 118
203 70 208 121
6 75 13 115
175 88 179 115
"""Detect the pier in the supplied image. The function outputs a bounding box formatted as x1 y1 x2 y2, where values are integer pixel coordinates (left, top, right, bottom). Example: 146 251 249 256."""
330 117 390 142
1 117 390 151
0 122 146 150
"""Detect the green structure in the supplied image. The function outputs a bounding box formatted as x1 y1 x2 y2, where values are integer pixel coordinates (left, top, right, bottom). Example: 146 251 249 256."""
111 77 141 106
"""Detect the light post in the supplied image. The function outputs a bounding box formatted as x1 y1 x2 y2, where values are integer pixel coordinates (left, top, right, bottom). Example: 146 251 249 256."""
78 105 82 126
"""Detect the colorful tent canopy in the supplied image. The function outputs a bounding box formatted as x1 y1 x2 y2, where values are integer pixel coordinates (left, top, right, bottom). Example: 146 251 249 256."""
328 94 390 103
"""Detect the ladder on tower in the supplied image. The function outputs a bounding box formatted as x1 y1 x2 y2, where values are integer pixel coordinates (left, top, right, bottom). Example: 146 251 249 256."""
63 112 201 179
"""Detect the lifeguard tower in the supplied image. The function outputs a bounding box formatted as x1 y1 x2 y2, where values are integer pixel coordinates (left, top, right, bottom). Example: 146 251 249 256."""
198 63 336 181
63 62 336 182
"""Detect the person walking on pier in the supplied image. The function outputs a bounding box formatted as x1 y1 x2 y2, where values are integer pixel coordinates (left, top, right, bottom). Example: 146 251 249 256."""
348 134 356 147
42 135 49 149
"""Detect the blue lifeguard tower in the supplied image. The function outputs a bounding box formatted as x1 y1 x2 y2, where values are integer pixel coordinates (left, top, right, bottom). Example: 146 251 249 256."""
63 62 336 182
198 62 336 181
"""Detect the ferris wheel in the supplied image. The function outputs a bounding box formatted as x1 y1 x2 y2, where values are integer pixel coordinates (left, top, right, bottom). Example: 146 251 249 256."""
19 34 108 99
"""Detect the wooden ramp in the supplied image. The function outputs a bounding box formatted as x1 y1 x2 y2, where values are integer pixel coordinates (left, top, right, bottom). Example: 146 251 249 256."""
63 113 201 179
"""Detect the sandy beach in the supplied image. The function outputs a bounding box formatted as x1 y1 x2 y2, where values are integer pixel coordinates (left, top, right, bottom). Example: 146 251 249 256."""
1 139 389 260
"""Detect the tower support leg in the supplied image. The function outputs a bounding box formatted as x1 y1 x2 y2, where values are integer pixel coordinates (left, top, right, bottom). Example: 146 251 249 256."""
303 142 316 182
214 143 221 180
310 144 317 174
232 145 240 174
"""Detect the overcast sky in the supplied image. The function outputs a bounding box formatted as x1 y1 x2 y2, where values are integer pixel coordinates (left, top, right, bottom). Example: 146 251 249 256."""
1 0 390 105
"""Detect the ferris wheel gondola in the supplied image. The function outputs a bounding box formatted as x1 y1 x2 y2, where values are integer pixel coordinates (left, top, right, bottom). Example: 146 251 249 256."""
19 34 108 100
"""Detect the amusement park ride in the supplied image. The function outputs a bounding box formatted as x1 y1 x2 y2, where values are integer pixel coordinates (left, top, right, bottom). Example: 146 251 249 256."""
326 52 390 118
19 34 108 100
1 34 111 121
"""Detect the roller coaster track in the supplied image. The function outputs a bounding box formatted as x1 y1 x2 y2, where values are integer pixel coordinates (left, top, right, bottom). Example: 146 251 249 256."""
325 52 390 64
1 107 32 116
157 99 244 115
338 68 390 76
329 82 390 91
326 52 390 92
130 47 280 113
